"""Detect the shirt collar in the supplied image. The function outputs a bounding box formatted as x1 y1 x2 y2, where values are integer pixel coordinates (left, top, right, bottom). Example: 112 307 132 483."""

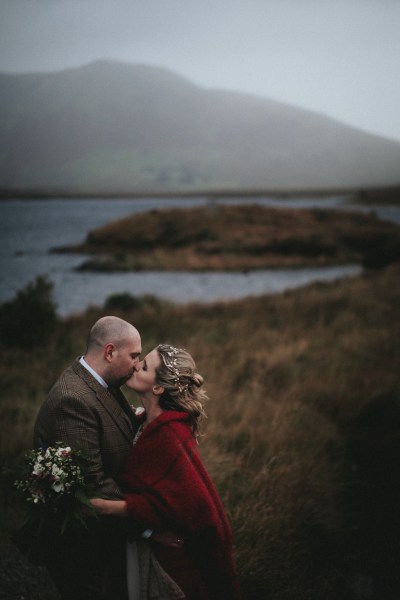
79 356 108 388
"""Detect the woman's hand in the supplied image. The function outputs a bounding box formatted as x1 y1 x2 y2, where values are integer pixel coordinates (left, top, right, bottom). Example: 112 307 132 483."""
152 531 186 548
90 498 128 516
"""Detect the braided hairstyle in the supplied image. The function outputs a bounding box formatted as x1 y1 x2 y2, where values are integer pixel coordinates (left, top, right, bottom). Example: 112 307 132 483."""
155 344 208 439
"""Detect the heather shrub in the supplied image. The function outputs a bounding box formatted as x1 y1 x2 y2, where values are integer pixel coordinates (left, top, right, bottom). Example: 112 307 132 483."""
0 276 57 348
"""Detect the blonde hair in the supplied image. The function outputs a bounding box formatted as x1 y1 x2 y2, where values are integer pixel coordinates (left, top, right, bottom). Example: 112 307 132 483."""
156 344 208 439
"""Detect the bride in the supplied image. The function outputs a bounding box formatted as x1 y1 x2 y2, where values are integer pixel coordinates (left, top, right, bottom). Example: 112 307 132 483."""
91 344 241 600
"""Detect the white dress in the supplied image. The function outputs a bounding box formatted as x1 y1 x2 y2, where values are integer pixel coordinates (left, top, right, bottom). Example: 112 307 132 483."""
127 540 140 600
126 424 144 600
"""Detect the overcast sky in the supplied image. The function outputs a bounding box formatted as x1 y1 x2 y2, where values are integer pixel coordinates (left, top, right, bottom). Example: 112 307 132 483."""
1 0 400 142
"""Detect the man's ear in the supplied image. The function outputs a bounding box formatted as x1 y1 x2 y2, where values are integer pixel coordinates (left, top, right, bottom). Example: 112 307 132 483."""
104 343 115 363
152 384 165 397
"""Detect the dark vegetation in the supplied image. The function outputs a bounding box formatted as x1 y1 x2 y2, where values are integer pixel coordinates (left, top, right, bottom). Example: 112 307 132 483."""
1 260 399 598
0 276 57 348
57 204 400 272
353 185 400 205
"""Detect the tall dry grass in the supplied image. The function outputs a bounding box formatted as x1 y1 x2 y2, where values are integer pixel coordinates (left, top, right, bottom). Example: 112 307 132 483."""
1 264 399 598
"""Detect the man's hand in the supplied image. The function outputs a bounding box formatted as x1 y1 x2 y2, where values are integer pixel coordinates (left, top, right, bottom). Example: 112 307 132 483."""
90 497 127 516
151 531 186 548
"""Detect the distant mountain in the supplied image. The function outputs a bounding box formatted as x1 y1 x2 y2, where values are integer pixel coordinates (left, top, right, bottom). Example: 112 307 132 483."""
1 60 400 194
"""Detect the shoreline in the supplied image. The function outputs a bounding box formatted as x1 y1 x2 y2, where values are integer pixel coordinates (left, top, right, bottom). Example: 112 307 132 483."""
0 184 399 204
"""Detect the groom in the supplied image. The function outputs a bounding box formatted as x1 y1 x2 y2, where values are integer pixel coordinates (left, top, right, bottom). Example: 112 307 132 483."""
33 316 159 600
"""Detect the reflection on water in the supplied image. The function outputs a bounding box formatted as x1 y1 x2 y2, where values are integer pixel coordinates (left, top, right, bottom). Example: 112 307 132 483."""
0 196 397 315
50 264 362 316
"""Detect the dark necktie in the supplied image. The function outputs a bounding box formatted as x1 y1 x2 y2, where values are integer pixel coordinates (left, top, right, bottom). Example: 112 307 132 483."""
108 386 136 429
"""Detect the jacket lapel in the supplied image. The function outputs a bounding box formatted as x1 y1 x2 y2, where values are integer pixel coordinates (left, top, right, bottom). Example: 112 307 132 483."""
72 359 134 443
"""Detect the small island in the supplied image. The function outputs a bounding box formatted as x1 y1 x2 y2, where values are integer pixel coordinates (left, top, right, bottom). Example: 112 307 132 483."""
57 203 400 272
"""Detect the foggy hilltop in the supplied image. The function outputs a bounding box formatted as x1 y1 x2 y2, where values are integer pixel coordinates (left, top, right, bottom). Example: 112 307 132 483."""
1 60 400 194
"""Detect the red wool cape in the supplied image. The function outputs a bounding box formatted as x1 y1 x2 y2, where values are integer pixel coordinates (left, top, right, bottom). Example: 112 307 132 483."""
121 410 241 600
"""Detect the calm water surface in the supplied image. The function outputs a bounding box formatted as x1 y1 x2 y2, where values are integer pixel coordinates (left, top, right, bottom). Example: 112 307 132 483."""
0 196 396 315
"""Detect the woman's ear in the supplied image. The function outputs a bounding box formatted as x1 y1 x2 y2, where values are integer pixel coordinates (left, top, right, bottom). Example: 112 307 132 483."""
152 384 165 397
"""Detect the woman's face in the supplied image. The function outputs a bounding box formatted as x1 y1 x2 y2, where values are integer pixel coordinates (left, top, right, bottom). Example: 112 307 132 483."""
126 348 161 394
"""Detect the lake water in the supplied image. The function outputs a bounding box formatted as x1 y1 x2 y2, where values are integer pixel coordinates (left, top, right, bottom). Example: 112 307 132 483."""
0 195 397 316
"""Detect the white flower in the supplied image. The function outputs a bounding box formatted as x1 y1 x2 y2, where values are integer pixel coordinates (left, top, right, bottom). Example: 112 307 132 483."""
32 462 45 476
56 446 71 457
51 480 65 493
32 491 45 504
135 406 145 416
52 464 64 477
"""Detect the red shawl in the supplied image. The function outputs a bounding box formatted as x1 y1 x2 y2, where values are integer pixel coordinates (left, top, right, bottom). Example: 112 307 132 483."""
121 410 241 600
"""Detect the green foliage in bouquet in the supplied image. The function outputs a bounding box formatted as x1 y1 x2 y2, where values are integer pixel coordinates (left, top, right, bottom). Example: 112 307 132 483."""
15 442 97 534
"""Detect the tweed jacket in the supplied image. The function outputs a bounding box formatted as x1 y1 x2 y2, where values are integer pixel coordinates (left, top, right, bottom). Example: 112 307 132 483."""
29 358 139 599
34 357 136 498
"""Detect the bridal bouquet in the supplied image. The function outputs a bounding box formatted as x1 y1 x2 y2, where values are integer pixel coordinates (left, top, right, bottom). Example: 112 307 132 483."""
15 442 96 533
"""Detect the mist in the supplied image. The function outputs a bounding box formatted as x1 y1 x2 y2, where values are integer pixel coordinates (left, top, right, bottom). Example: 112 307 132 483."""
1 0 400 141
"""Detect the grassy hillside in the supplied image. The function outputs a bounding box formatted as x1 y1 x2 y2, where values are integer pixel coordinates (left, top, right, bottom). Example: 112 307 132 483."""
1 61 400 192
1 263 399 598
60 204 400 271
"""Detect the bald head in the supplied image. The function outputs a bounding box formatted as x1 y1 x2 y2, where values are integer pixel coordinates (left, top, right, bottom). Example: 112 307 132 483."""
85 316 142 386
87 316 140 353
